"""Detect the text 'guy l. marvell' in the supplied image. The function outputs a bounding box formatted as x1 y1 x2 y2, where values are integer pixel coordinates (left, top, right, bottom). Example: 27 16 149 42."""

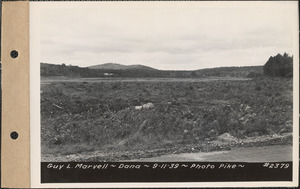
46 163 109 170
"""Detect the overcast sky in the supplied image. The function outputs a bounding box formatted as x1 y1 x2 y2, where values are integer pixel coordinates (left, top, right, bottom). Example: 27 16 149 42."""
39 2 297 70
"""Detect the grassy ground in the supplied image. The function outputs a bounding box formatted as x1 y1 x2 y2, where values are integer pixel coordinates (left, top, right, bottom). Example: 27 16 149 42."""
41 77 293 160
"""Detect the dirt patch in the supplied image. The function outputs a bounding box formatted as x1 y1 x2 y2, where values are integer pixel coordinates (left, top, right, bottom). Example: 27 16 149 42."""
42 133 292 162
130 145 292 162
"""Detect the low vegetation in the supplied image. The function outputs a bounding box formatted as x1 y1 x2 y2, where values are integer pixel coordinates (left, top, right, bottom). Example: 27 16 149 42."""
41 77 293 159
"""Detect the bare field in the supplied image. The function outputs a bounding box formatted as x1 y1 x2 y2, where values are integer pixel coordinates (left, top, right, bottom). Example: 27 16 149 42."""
41 77 293 162
41 77 251 85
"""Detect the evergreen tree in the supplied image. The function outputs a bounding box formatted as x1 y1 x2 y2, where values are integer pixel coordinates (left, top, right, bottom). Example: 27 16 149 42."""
263 53 293 77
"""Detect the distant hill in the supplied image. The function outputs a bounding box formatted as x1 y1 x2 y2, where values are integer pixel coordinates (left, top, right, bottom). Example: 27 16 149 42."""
41 62 263 78
89 63 157 71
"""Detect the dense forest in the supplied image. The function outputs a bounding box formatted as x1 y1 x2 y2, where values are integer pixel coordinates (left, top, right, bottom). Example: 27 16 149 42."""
41 62 263 78
263 53 293 77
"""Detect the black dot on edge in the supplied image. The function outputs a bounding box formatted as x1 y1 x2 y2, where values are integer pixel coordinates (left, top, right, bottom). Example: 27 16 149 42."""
10 50 18 58
10 131 18 140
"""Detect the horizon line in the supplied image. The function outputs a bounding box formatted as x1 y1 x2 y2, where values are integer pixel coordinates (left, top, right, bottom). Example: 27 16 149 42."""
40 62 264 71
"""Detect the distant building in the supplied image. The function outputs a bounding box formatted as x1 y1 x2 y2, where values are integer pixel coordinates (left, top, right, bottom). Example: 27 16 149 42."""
104 73 113 76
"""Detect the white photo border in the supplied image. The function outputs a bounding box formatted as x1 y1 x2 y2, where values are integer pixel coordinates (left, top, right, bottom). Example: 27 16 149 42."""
30 1 299 188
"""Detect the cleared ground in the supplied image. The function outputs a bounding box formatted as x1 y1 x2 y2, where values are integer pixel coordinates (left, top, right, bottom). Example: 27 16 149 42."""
41 77 293 162
41 77 250 85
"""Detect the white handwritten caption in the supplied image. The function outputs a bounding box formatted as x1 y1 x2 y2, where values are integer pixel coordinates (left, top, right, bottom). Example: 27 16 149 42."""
46 163 247 170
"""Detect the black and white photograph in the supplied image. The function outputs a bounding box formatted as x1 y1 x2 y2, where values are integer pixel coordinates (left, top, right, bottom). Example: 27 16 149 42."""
30 1 298 187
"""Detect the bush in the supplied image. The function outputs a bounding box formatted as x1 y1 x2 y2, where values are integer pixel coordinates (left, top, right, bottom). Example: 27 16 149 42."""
263 53 293 77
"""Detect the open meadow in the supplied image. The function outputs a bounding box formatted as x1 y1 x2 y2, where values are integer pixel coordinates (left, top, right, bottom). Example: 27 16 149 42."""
41 77 293 162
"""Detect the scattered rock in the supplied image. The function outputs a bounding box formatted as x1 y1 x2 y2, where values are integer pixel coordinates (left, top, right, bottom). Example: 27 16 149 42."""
143 102 154 109
134 106 143 110
135 102 154 110
217 133 238 143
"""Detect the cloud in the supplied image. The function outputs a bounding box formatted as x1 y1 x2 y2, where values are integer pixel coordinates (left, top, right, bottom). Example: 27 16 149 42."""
39 2 297 70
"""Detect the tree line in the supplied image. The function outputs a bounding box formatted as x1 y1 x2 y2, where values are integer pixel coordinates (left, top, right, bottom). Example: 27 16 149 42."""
41 63 263 78
263 53 293 77
41 53 293 78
